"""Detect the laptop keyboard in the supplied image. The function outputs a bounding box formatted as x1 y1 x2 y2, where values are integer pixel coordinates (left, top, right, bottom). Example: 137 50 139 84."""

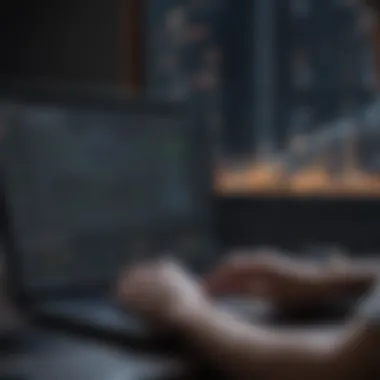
38 298 148 333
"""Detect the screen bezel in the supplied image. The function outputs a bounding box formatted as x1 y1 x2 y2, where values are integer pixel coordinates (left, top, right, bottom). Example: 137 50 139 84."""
1 82 218 308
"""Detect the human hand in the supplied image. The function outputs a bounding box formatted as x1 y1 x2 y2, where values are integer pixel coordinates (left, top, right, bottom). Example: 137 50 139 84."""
203 250 330 309
116 260 209 328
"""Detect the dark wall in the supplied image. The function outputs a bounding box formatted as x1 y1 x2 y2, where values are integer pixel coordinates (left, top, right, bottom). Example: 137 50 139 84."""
0 0 121 84
217 197 380 253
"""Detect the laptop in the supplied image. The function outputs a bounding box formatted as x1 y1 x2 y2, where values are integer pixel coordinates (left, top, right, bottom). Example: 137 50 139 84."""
1 83 264 348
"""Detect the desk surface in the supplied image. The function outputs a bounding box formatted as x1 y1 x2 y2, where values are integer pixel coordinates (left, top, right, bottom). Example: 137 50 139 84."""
2 300 349 380
2 327 345 380
3 329 189 380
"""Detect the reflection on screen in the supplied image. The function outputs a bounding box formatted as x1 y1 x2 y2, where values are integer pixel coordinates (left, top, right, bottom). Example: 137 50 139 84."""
5 103 214 290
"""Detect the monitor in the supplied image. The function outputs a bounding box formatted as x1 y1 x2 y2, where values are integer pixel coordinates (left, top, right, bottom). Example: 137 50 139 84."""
2 85 216 295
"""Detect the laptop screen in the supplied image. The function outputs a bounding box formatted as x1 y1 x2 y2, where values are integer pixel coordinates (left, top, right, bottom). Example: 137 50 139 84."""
3 92 216 294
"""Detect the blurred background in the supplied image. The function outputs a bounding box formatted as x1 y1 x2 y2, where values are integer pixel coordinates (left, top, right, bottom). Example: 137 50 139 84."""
146 0 380 197
1 0 380 253
2 0 379 197
3 3 380 379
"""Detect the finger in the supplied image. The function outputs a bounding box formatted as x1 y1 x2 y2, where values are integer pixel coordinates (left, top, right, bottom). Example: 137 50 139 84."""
203 266 253 295
204 257 253 286
205 275 275 298
203 249 285 295
209 260 275 287
203 281 245 296
204 271 265 296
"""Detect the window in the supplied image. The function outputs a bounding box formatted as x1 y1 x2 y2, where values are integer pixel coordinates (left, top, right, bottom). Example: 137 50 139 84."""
146 0 378 197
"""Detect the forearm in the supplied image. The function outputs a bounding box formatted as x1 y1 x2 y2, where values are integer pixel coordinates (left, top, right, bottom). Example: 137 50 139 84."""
171 304 338 380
